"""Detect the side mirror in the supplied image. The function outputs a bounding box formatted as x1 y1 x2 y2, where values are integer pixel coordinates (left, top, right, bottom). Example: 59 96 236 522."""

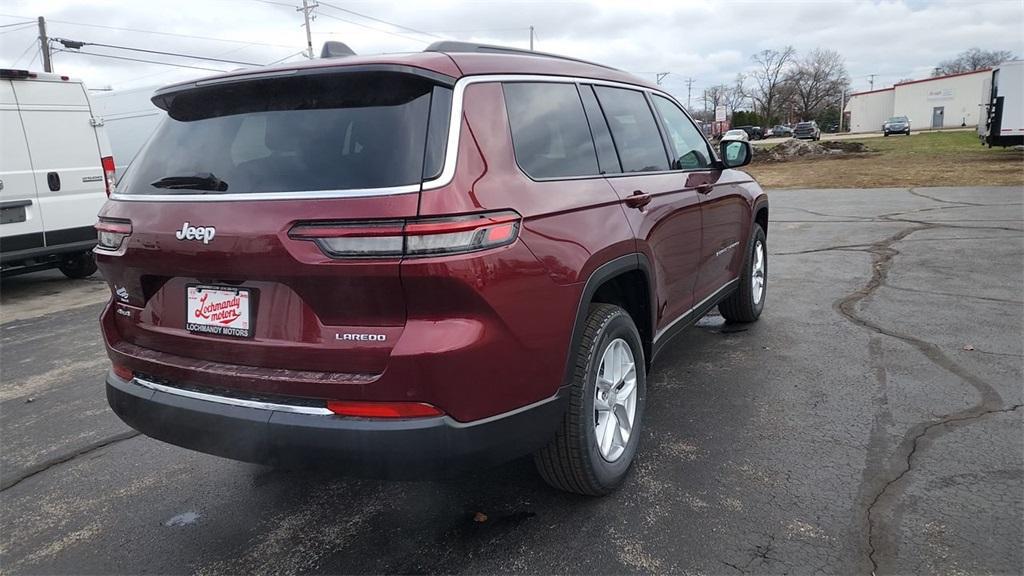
720 140 752 168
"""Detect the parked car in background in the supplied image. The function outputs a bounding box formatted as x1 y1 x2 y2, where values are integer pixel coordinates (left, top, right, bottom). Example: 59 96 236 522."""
793 121 821 140
882 116 911 136
734 125 764 140
98 41 769 497
722 128 750 141
1 69 114 278
770 125 793 138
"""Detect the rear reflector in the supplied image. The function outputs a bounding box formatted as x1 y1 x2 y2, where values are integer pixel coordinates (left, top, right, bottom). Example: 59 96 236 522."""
111 363 134 381
95 218 132 250
290 211 520 259
101 156 116 196
326 400 444 418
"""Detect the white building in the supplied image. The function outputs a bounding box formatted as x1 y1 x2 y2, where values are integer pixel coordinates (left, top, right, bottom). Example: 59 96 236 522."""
844 69 990 133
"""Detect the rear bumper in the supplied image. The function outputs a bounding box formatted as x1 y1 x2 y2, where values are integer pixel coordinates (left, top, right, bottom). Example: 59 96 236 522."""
106 371 567 478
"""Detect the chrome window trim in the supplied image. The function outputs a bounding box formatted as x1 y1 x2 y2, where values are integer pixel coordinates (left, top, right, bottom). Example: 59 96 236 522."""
133 376 335 415
109 184 421 202
112 73 689 203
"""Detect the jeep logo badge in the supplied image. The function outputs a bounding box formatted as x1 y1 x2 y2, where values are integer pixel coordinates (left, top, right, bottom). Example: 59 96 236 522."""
175 222 216 244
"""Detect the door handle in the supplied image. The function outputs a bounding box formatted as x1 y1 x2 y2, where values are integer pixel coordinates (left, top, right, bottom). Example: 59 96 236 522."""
47 172 61 191
696 184 714 195
625 190 652 210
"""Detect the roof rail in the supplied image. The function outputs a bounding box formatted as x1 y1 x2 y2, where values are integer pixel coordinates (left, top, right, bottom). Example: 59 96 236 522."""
423 41 620 71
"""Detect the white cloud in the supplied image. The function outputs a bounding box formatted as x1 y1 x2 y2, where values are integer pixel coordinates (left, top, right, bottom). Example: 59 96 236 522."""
0 0 1020 100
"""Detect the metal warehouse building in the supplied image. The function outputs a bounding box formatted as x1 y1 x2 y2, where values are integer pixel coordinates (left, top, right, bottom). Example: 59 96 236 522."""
844 69 990 133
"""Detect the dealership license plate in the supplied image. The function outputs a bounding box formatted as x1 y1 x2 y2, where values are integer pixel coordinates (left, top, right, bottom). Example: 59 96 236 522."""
186 286 252 338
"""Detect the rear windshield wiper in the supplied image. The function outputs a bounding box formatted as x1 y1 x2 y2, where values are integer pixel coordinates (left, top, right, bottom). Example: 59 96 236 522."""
151 173 228 192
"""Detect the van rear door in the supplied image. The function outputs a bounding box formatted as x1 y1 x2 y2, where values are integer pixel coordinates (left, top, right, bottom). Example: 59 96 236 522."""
0 78 44 256
12 77 107 248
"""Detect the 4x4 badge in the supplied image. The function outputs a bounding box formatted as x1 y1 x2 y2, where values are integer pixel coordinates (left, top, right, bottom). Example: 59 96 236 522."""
175 222 216 244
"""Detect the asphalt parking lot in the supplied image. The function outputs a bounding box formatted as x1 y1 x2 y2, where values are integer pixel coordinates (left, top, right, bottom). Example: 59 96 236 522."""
1 186 1021 575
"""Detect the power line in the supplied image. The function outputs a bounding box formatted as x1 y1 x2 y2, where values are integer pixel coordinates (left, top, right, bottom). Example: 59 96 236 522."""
0 22 34 34
10 37 36 66
317 1 442 39
54 38 262 66
53 49 229 72
316 11 430 44
0 13 300 49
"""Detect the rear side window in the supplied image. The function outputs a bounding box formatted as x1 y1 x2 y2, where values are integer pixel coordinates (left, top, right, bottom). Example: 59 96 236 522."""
593 86 669 173
503 82 599 180
652 95 712 170
120 72 447 195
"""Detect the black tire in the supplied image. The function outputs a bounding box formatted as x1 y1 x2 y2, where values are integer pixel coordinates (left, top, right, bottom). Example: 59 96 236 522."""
58 252 97 279
883 132 889 137
905 130 911 136
534 303 646 496
719 224 767 323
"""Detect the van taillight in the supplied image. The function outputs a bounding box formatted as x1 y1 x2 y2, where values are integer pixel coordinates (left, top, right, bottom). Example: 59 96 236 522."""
289 211 520 258
101 156 116 196
95 218 132 250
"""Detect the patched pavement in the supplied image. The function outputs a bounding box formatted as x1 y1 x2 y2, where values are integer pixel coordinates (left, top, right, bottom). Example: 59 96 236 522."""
1 186 1021 575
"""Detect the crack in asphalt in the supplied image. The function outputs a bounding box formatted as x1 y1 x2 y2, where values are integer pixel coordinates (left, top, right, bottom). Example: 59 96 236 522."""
820 188 1021 574
0 430 141 492
862 404 1023 574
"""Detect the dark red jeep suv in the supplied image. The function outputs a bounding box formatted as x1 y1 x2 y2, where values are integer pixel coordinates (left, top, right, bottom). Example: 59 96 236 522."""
97 42 768 495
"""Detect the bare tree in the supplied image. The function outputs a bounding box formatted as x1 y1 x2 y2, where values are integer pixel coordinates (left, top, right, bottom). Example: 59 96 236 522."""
726 73 748 116
749 46 796 125
933 48 1015 76
786 48 850 120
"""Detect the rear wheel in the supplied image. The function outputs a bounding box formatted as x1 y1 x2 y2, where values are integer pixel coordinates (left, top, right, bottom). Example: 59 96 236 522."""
58 252 97 279
535 303 646 496
719 224 767 323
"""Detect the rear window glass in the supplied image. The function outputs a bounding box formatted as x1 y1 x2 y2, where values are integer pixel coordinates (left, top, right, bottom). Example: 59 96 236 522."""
503 82 599 179
120 72 448 195
593 86 669 173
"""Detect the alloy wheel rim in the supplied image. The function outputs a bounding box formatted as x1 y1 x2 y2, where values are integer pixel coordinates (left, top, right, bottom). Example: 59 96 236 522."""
594 338 638 462
752 240 765 304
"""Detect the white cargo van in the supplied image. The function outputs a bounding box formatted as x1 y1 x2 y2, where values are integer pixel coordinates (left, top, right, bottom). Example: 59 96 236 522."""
91 85 164 169
1 68 114 277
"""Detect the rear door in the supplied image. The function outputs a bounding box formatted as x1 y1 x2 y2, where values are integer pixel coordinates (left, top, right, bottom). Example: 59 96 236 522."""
0 79 44 255
12 78 107 247
650 94 748 300
591 85 703 333
95 70 450 391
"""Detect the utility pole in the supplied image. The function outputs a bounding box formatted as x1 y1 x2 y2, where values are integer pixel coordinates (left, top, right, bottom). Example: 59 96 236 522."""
37 16 52 72
655 72 669 85
529 26 534 51
868 74 876 91
298 0 318 59
685 77 694 110
839 88 845 132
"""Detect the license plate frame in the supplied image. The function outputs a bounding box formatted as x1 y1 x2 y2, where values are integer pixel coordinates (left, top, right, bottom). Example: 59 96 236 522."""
185 284 253 339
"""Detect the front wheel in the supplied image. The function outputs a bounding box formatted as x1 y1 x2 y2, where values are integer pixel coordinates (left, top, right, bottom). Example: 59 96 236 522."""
534 303 646 495
58 252 97 279
719 224 767 323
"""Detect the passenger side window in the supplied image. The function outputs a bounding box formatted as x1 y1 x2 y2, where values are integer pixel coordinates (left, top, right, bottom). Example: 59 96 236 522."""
652 95 712 170
503 82 599 179
593 86 669 173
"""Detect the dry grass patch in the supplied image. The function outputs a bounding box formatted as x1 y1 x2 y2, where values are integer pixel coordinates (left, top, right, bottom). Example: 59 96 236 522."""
746 131 1023 188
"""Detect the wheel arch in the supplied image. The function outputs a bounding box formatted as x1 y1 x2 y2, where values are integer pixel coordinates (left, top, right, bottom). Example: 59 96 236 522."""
561 254 655 388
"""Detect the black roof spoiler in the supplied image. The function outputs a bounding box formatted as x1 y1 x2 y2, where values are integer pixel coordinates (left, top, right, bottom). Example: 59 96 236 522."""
423 41 620 72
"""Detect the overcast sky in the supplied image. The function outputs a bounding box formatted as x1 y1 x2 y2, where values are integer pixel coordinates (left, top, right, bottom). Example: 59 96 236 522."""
1 0 1021 103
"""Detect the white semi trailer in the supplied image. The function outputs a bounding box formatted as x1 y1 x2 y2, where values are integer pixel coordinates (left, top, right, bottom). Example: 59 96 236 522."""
979 60 1024 147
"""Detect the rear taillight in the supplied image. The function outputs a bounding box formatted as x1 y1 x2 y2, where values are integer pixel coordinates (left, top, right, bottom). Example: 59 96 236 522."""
111 363 134 381
101 156 116 196
326 400 444 418
289 211 520 259
95 218 132 250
